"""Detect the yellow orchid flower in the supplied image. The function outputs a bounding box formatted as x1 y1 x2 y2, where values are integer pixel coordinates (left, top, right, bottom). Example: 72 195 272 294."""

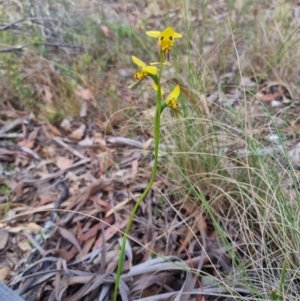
151 83 165 96
128 56 158 89
146 27 182 54
165 85 180 109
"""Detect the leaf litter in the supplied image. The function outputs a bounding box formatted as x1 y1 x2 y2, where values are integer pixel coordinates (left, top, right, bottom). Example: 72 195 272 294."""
0 104 256 300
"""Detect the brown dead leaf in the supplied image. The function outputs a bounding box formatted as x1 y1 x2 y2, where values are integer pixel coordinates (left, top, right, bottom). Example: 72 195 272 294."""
130 273 167 298
59 227 82 252
68 124 86 140
101 147 114 172
256 91 282 102
7 221 42 233
66 216 114 261
14 181 24 199
86 149 103 178
65 246 79 262
180 202 197 216
92 133 106 147
143 138 153 150
65 178 112 212
105 252 120 273
93 218 128 250
101 25 111 37
19 127 40 149
36 195 57 207
47 122 62 136
25 222 42 233
105 198 132 218
17 239 31 252
0 230 9 250
89 196 111 210
53 136 87 159
142 233 157 262
78 216 114 243
0 148 17 162
131 159 139 182
75 89 95 102
0 266 11 281
56 156 73 170
78 236 96 259
43 85 53 103
6 225 27 233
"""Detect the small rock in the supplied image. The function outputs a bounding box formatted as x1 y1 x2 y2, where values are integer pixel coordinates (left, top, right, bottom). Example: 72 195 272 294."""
268 134 279 143
79 136 93 146
60 119 71 130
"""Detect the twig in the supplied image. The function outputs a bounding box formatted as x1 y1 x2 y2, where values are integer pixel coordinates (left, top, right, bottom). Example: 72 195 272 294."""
22 158 90 185
50 8 65 37
107 137 144 149
134 287 251 301
0 43 84 54
23 165 69 280
180 240 202 290
52 137 87 159
0 133 23 138
0 19 25 31
0 45 27 53
23 233 47 257
42 42 84 49
176 220 208 301
20 146 41 160
33 0 46 38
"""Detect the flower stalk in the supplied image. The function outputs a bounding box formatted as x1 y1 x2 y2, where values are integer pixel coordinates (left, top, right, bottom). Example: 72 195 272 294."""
113 27 182 301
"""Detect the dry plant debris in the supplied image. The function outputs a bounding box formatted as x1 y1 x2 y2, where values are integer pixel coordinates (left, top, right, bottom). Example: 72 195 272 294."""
0 109 257 300
1 105 298 300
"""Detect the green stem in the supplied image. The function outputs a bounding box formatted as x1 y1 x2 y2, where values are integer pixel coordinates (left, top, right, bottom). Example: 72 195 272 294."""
113 51 164 300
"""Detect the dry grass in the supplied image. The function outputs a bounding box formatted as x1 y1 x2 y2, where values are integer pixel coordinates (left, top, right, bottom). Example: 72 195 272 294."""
156 1 300 299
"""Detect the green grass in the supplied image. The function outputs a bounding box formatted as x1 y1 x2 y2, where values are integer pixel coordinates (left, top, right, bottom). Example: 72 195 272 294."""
0 183 11 218
156 1 300 299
